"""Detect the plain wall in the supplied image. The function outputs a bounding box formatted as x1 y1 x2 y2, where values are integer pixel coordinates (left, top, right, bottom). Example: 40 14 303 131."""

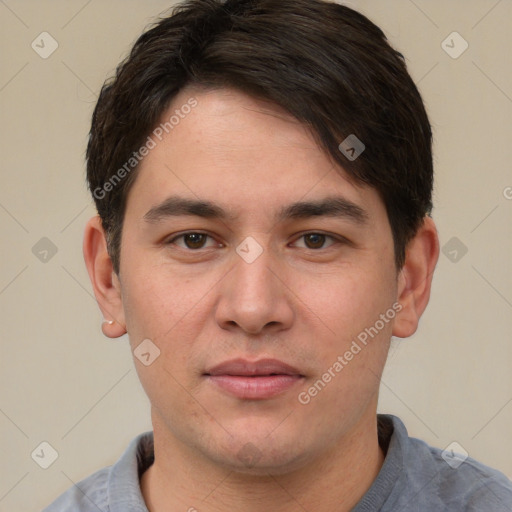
0 1 511 510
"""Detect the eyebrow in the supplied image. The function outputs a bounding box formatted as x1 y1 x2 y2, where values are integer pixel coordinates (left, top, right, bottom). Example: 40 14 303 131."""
277 197 368 224
143 195 369 225
143 196 229 223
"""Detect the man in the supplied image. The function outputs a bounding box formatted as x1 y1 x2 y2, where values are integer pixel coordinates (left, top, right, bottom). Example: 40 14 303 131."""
43 0 512 510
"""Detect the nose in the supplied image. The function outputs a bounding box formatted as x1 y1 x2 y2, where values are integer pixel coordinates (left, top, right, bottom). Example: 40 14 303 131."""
214 242 294 335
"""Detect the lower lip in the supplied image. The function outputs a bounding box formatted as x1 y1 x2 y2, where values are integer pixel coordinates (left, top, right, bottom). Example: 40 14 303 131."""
206 375 303 399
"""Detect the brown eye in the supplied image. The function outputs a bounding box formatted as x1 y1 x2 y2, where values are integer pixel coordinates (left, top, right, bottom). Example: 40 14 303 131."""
183 233 207 249
165 232 223 253
291 233 339 250
167 232 216 250
303 233 326 249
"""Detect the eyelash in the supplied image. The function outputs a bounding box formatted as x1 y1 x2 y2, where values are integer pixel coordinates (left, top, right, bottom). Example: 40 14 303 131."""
165 231 343 250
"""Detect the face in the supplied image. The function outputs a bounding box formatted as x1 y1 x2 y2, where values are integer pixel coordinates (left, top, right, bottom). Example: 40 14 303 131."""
117 86 399 474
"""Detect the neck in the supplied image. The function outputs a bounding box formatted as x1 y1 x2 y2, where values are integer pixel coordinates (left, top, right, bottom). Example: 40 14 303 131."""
141 407 385 512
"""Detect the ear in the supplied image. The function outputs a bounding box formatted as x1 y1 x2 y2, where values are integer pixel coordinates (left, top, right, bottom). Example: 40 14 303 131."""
83 216 127 338
393 216 439 338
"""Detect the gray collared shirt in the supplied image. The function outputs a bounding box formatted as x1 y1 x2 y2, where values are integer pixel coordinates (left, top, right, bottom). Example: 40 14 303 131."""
42 414 512 511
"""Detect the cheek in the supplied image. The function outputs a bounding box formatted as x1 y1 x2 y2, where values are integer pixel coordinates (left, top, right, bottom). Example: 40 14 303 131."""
121 264 201 341
121 278 167 344
293 264 396 407
123 274 201 408
120 265 221 388
299 268 395 342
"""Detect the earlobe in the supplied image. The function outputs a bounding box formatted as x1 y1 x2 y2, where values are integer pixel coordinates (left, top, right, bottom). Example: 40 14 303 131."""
392 216 439 339
83 216 127 338
101 318 125 338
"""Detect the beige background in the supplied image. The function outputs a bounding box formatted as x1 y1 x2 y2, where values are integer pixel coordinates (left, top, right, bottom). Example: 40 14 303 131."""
0 1 511 510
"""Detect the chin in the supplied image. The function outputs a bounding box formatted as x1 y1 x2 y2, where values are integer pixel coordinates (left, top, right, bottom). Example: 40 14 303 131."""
211 433 313 476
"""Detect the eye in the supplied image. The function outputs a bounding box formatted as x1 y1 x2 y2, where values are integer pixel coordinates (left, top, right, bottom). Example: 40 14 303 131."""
292 233 337 250
167 232 220 250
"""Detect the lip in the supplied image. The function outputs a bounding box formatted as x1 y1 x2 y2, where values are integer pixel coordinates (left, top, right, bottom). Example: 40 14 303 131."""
204 358 304 400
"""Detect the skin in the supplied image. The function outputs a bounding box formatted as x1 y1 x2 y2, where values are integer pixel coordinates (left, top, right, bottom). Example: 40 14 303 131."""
84 86 439 512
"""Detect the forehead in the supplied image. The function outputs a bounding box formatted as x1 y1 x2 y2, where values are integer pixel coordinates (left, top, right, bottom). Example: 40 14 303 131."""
124 86 385 224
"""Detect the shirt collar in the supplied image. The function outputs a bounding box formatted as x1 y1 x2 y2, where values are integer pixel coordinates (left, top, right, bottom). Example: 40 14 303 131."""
105 416 403 511
108 430 154 512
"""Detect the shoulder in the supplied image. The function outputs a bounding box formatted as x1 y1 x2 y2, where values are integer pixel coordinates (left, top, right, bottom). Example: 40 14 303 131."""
389 415 512 511
41 466 110 512
412 438 512 510
41 431 154 512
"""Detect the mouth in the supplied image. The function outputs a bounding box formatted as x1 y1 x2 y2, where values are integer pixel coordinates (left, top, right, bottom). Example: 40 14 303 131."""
204 358 305 400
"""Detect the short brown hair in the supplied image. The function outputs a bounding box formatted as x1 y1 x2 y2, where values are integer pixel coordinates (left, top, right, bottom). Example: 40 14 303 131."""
87 0 433 274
